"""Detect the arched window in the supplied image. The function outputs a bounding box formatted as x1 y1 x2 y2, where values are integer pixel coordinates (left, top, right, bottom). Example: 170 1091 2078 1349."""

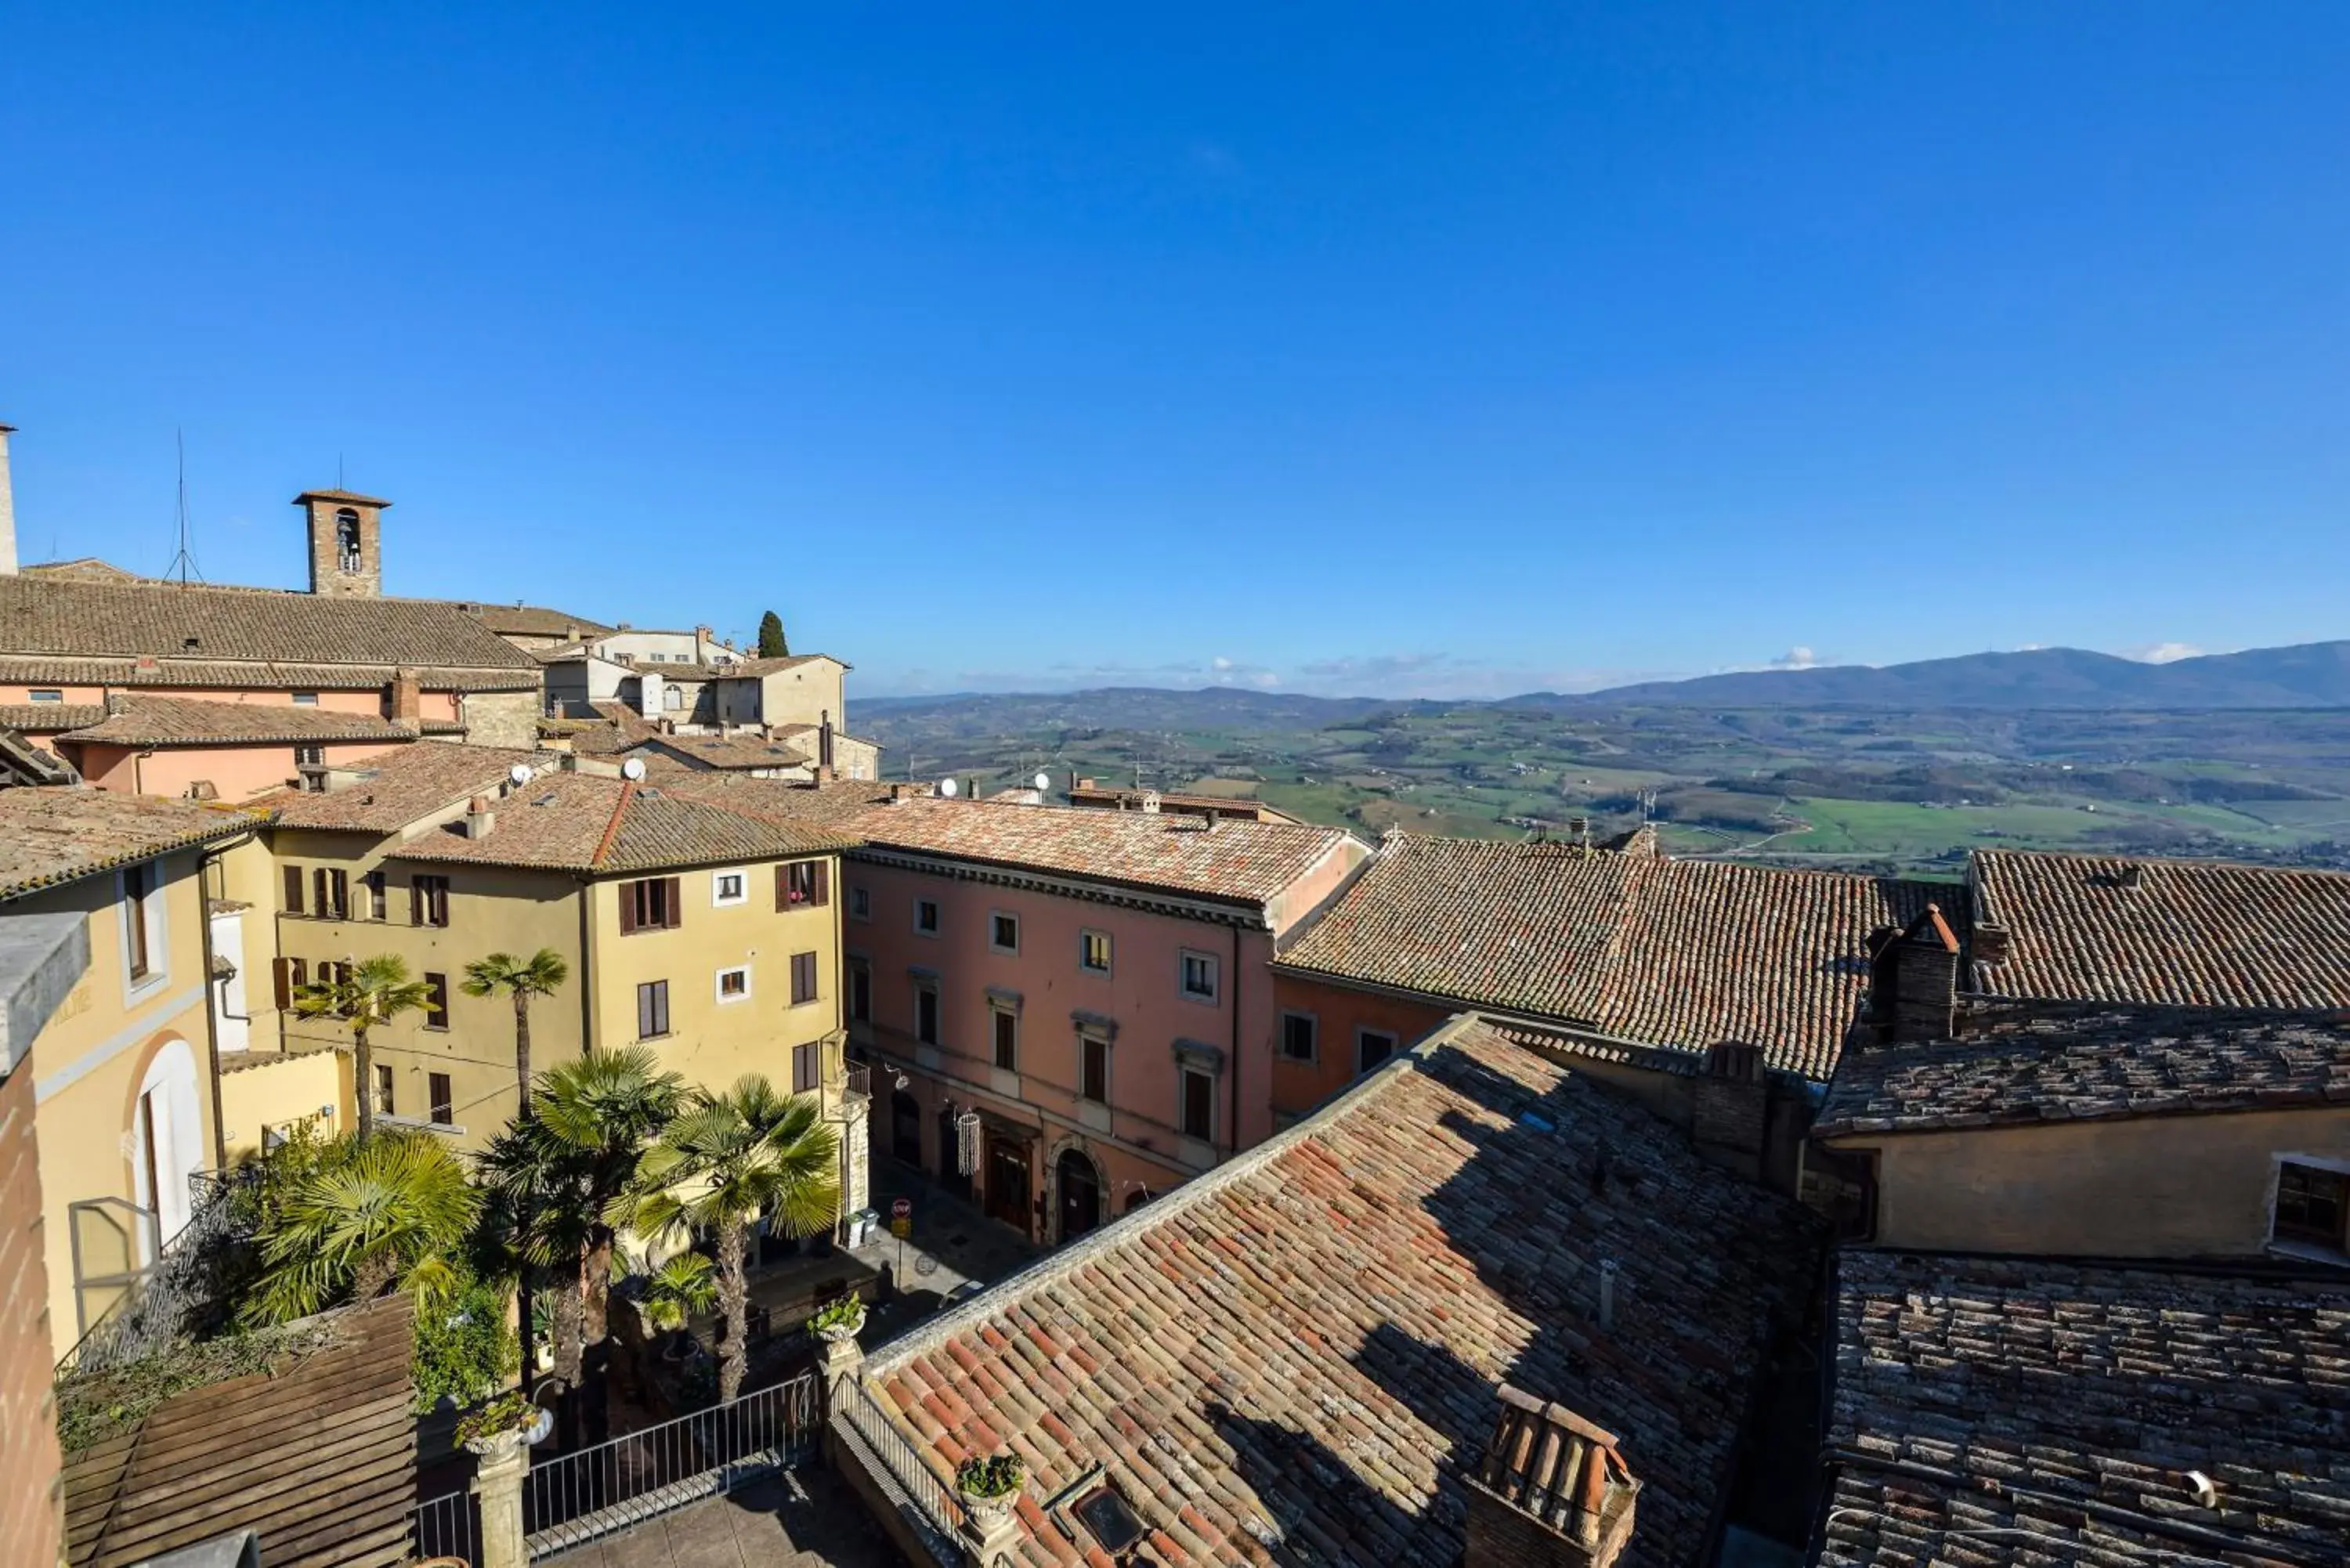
133 1038 204 1248
334 508 363 571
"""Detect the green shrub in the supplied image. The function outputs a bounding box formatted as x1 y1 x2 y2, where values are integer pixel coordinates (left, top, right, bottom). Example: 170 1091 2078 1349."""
454 1390 537 1447
808 1294 865 1333
956 1453 1025 1499
56 1319 340 1454
411 1272 520 1414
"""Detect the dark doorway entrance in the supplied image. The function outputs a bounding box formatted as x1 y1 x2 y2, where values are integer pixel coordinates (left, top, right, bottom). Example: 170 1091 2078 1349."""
938 1104 971 1200
1057 1150 1101 1242
891 1091 922 1166
984 1134 1031 1234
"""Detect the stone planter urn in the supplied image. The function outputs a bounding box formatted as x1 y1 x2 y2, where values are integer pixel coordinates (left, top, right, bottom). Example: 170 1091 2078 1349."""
461 1404 554 1458
958 1487 1018 1533
956 1453 1025 1538
812 1303 867 1345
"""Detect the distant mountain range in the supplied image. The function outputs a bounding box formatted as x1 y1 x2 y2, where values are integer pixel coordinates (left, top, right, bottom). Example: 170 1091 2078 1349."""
859 639 2350 732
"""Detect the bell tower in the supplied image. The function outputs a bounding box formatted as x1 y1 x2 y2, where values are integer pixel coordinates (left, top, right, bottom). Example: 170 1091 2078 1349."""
295 489 389 597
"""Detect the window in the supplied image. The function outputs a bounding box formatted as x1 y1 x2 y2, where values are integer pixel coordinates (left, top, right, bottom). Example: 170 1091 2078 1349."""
916 984 940 1046
848 957 871 1024
410 875 450 928
712 869 747 907
374 1064 396 1117
1180 1068 1214 1140
421 972 450 1030
1281 1011 1318 1063
1073 1486 1146 1555
283 865 306 916
1180 950 1219 1003
291 692 320 706
27 689 61 703
313 867 348 920
716 966 750 1002
792 1042 820 1095
990 912 1019 953
2274 1162 2349 1250
123 862 154 981
637 980 671 1040
915 899 940 935
334 508 363 571
790 952 819 1006
294 743 325 768
428 1073 454 1125
848 887 870 922
272 956 309 1009
620 876 680 934
1358 1028 1397 1074
365 871 387 920
992 1008 1018 1071
1080 930 1112 975
780 859 830 909
662 686 684 710
1079 1035 1109 1104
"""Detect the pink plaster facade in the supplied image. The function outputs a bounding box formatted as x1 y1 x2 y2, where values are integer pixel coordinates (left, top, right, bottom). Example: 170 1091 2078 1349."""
846 837 1365 1246
69 737 410 799
0 683 465 724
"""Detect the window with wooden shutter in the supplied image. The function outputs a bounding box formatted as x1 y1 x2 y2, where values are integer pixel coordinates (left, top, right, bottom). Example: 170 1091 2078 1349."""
273 956 298 1010
663 877 682 929
314 867 348 920
283 865 306 916
428 1073 454 1125
783 860 828 909
791 1042 819 1094
410 876 450 927
422 973 450 1029
790 951 818 1005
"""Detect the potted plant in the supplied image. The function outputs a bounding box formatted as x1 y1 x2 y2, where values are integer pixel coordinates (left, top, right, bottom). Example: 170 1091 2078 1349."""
808 1293 866 1345
955 1453 1025 1528
457 1391 553 1456
641 1253 717 1364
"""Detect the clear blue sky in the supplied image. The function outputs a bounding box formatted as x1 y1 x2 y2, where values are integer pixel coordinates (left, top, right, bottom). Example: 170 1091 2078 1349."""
3 5 2344 698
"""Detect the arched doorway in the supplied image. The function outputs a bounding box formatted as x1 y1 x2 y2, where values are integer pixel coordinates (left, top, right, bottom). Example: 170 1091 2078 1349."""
132 1038 203 1248
890 1090 922 1167
937 1104 970 1199
1057 1149 1101 1242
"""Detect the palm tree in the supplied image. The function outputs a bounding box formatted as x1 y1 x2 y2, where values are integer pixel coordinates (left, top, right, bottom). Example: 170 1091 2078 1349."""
241 1129 480 1326
461 949 570 1117
293 953 436 1142
638 1252 718 1358
484 1049 682 1379
616 1076 839 1403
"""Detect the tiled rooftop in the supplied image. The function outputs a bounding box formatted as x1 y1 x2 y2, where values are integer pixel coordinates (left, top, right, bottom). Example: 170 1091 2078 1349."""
634 732 815 771
0 653 541 693
1970 848 2350 1010
447 601 614 638
254 741 555 833
660 774 901 828
1814 1009 2350 1137
56 694 421 747
0 788 263 903
391 772 858 874
859 1013 1820 1568
0 703 107 732
0 573 540 673
1821 1251 2350 1568
1277 832 1949 1078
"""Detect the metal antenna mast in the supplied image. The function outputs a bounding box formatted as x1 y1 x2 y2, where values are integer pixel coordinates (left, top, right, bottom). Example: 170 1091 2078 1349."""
162 428 204 584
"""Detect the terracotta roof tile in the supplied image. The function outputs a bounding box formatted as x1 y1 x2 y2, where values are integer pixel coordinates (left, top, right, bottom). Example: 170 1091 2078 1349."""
0 653 539 693
1278 833 1949 1077
0 788 263 902
860 1013 1820 1568
0 574 538 673
389 772 857 873
1822 1252 2350 1567
253 741 555 833
633 732 814 771
0 703 107 732
58 694 420 746
656 773 900 828
1815 1009 2350 1136
446 602 614 638
1970 848 2350 1010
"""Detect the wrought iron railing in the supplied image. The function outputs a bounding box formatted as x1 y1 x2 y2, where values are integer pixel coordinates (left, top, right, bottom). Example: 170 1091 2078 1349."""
836 1061 871 1107
833 1377 966 1541
57 1165 262 1375
412 1487 482 1566
522 1374 821 1557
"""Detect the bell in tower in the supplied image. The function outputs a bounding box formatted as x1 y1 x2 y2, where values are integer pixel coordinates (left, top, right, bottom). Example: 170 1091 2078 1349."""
295 489 389 597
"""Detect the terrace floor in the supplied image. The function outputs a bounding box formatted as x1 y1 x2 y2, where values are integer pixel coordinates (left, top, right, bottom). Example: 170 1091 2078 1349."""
543 1465 906 1568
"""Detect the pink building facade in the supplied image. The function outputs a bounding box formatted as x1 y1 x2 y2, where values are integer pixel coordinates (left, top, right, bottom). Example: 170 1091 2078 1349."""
841 804 1368 1245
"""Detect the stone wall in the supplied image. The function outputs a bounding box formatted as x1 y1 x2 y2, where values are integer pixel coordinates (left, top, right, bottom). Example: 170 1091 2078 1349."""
461 689 544 750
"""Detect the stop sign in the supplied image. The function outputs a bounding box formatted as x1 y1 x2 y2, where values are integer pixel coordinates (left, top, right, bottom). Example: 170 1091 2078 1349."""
891 1198 912 1219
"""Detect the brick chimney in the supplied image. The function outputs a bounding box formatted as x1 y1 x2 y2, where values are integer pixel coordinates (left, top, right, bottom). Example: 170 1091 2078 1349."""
819 709 835 771
387 670 423 726
461 795 495 839
1869 904 1960 1044
1464 1386 1639 1568
0 422 17 576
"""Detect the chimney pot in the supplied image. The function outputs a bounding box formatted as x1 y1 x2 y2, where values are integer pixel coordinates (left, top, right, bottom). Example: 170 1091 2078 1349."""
1464 1386 1639 1568
0 421 18 576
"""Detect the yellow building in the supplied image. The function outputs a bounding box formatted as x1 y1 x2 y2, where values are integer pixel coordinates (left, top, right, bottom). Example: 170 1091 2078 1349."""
0 787 269 1360
242 743 870 1217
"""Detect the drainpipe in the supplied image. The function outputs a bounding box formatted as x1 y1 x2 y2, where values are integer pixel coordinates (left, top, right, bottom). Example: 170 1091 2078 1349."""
576 880 595 1056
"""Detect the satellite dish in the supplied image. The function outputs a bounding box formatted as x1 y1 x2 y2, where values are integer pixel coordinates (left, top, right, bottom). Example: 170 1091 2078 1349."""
620 757 647 782
938 777 960 798
508 763 534 787
1033 771 1051 793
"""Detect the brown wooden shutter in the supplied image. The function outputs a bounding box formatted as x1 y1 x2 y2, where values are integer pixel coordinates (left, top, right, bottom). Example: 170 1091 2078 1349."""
812 860 830 908
776 863 790 912
409 877 424 926
283 865 305 916
620 882 638 936
273 957 295 1010
664 877 682 929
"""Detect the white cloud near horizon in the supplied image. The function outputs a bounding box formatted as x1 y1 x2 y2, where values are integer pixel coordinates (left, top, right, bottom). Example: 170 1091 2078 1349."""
863 651 1679 702
2119 641 2206 664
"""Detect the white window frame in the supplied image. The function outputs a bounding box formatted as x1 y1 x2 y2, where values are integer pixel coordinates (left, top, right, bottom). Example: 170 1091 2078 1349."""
1357 1027 1399 1075
1279 1010 1319 1064
714 964 753 1005
914 898 941 937
711 868 749 908
2267 1151 2350 1262
1079 928 1113 976
1178 948 1220 1004
989 909 1021 955
118 860 170 1000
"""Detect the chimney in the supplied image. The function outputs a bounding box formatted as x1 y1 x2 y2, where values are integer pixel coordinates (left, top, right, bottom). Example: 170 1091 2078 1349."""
2117 862 2145 890
1140 791 1162 815
1077 777 1096 791
1690 1041 1767 1178
462 795 495 839
1868 904 1960 1044
1464 1386 1639 1568
0 422 17 576
1596 1259 1618 1332
819 709 835 771
1971 921 2011 968
387 670 423 726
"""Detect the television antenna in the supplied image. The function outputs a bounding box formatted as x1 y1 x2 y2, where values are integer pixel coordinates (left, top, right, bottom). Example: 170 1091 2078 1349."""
161 429 204 584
